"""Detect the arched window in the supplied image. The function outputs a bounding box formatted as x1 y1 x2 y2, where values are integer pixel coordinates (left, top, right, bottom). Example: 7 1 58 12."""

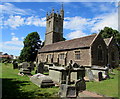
98 45 103 61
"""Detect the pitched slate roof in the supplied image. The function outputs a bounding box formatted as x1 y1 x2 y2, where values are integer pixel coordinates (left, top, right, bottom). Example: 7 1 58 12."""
39 34 97 53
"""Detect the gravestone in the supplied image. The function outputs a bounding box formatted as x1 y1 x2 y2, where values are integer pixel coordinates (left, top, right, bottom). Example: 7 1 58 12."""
13 60 18 69
98 72 103 81
87 69 94 81
19 62 31 75
30 62 35 71
59 61 86 98
59 84 77 98
37 63 44 74
22 62 29 69
30 73 55 88
66 86 76 98
59 84 67 97
75 79 86 96
73 63 80 68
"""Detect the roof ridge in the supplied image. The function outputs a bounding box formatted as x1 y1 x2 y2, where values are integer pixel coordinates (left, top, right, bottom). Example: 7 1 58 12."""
45 33 97 46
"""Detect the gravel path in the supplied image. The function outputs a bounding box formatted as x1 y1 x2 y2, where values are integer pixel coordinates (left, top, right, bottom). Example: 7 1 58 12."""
78 91 113 99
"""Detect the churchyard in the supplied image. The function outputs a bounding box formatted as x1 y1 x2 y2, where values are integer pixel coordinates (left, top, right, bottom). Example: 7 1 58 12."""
1 63 119 98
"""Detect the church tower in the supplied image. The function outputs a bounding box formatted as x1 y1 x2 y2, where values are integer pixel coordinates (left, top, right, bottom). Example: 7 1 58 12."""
45 4 64 45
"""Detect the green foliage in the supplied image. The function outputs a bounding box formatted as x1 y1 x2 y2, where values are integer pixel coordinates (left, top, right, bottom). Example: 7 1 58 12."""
19 32 41 62
100 27 120 46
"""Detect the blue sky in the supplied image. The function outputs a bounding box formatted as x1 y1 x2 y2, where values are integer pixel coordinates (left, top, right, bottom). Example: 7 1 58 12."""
0 2 119 56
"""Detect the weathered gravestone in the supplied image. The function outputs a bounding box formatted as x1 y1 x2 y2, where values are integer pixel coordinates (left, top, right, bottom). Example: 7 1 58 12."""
22 62 29 69
30 62 35 71
75 79 86 96
59 84 77 98
19 62 31 75
73 63 80 68
13 60 18 69
30 73 55 88
87 69 94 81
98 72 103 81
59 61 86 98
37 62 44 74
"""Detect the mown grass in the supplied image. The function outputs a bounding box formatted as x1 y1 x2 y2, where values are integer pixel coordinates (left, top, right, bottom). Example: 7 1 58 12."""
1 63 59 98
1 63 119 98
86 69 120 98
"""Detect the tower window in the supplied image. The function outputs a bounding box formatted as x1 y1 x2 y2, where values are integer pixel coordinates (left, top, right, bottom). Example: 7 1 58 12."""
98 45 103 61
75 51 80 60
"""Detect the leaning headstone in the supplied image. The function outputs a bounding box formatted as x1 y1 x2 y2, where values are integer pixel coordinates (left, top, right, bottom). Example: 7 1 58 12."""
87 69 94 81
37 63 44 74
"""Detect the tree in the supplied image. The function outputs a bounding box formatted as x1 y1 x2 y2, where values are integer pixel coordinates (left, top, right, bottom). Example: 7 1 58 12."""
100 27 120 47
19 32 41 62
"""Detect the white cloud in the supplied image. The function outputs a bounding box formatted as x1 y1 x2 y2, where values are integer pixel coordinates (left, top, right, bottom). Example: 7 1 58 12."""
67 30 87 39
21 37 25 40
11 33 15 35
40 9 45 12
0 40 23 52
65 10 118 39
4 41 23 46
3 15 46 28
4 16 25 29
64 16 89 31
0 3 34 15
12 36 19 41
66 11 70 14
91 12 118 32
25 16 46 27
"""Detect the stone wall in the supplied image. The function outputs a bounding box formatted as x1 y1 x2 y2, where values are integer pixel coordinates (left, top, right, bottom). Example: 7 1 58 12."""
38 48 91 67
108 39 119 67
91 34 107 66
67 49 91 66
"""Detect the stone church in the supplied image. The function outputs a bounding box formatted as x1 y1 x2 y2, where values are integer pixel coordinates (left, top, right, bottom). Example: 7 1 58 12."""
37 5 119 68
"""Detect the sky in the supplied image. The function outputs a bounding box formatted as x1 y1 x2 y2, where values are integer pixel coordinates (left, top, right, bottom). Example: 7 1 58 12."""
0 1 119 56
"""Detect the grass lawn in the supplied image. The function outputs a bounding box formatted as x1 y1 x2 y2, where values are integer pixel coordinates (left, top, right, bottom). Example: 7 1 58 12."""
86 69 120 98
1 63 119 98
1 63 59 98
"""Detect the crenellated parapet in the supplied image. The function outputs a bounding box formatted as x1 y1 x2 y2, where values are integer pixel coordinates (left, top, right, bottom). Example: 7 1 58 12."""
46 4 64 21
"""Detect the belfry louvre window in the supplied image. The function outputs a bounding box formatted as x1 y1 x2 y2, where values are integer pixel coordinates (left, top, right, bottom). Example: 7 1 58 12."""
59 53 64 59
75 51 80 60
